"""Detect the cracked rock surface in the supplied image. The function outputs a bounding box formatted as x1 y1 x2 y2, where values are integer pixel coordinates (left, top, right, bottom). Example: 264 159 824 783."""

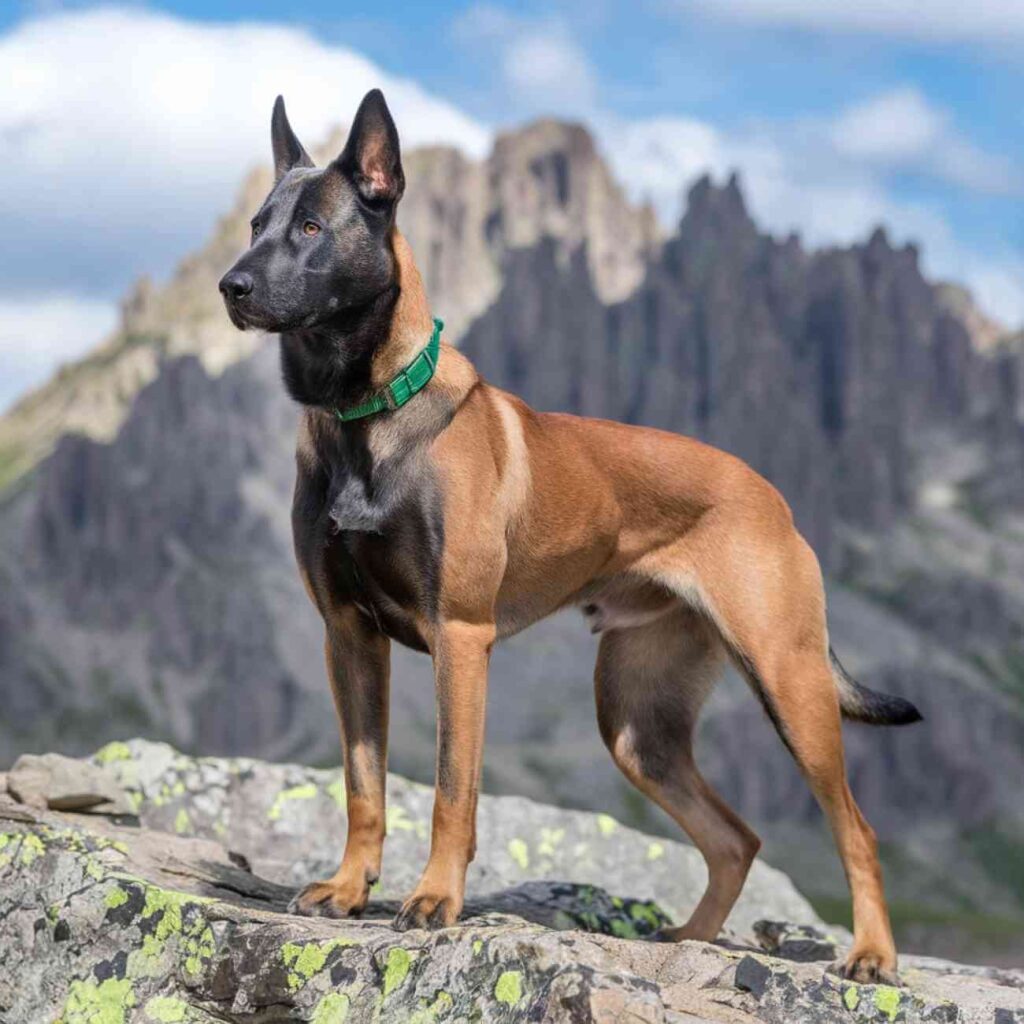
1 739 1021 1022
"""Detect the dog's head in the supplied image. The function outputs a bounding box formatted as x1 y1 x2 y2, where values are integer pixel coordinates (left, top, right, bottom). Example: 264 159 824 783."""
219 89 404 333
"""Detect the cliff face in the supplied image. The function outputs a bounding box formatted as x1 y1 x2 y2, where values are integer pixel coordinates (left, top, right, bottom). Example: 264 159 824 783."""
1 120 1023 961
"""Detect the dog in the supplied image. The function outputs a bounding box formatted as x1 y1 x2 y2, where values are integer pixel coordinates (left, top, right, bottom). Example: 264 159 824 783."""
219 89 921 983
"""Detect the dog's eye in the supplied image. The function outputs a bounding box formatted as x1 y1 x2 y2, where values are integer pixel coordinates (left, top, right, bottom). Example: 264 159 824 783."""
250 222 261 239
302 221 321 237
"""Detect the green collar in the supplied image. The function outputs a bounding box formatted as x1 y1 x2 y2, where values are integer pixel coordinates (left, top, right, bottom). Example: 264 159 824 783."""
333 318 443 422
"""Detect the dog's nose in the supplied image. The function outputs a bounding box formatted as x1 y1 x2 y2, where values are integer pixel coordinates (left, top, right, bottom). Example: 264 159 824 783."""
219 270 254 300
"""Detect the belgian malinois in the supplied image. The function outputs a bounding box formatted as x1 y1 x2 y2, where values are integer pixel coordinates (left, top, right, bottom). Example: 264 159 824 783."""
219 89 921 983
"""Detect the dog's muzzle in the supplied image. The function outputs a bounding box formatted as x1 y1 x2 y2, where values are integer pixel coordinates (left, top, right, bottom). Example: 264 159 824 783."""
219 270 254 300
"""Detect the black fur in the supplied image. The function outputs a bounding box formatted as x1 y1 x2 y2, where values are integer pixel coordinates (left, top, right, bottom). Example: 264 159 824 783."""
830 648 923 726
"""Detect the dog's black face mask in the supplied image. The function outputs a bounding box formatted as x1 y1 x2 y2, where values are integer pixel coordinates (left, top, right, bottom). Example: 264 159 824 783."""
219 90 404 334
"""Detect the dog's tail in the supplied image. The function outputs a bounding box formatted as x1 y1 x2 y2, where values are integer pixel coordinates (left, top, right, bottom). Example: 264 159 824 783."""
830 647 923 726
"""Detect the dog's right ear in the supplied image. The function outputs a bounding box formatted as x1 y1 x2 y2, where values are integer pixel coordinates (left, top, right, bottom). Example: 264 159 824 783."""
271 96 313 182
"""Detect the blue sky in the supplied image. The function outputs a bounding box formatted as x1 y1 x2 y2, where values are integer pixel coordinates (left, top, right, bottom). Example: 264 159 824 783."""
1 0 1023 407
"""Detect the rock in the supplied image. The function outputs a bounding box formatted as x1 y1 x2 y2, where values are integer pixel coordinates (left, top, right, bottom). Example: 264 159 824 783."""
753 920 839 963
88 739 817 939
7 752 135 815
2 745 1022 1023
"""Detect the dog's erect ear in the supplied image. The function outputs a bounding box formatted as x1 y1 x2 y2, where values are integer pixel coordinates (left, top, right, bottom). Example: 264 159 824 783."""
271 96 313 182
336 89 404 206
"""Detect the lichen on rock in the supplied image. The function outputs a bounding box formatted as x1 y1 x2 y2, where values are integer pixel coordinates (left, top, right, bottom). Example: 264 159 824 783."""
1 741 1021 1023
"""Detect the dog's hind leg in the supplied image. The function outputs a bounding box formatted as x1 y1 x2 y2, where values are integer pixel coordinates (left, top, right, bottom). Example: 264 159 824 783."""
594 607 762 942
687 527 899 983
730 640 897 982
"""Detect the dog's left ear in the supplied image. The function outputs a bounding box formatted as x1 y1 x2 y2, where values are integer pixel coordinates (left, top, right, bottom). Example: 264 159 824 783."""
271 96 314 182
336 89 404 206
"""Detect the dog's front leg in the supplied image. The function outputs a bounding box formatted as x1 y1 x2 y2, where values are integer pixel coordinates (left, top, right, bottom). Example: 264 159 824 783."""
394 621 494 930
290 605 390 918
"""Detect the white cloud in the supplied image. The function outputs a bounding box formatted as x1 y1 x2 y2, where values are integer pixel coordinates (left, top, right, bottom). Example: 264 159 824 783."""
831 88 945 162
675 0 1024 45
829 88 1018 194
0 6 490 291
608 116 726 201
453 5 598 114
504 33 597 110
0 295 118 412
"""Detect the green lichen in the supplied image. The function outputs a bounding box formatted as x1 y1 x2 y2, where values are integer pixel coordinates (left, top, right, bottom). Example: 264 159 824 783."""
647 842 664 860
183 924 215 976
104 886 129 909
142 887 183 940
409 990 453 1022
268 782 318 821
628 901 665 930
173 808 191 835
19 832 45 866
537 827 564 857
136 885 215 978
494 970 523 1006
326 778 347 810
383 946 412 998
472 939 483 955
312 992 350 1024
94 742 133 765
507 838 529 870
143 995 188 1022
282 937 357 990
386 806 416 833
873 985 901 1021
610 918 639 938
596 814 617 837
843 984 860 1011
385 806 427 838
60 977 136 1024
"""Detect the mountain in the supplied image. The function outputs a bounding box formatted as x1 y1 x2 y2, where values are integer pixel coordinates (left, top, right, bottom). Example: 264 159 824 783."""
1 119 1022 963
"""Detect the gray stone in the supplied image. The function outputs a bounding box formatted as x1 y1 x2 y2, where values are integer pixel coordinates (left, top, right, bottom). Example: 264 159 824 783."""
7 752 135 815
1 744 1022 1023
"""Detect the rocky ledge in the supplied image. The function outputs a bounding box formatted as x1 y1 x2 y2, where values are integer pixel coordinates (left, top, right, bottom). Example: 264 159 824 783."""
0 741 1021 1022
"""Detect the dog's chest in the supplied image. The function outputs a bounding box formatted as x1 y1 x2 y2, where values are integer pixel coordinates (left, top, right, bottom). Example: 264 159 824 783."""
317 468 442 653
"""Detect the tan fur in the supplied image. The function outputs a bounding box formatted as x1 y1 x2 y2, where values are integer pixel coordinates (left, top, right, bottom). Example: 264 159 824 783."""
299 233 900 982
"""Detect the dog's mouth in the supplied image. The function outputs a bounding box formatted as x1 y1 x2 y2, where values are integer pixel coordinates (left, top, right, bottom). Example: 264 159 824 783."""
222 295 328 335
222 297 255 331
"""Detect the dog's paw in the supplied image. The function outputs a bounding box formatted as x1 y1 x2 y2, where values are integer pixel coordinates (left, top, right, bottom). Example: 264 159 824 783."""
288 879 368 919
393 892 461 932
830 951 900 986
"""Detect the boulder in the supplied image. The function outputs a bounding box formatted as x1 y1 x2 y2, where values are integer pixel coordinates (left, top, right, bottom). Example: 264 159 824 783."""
0 741 1021 1023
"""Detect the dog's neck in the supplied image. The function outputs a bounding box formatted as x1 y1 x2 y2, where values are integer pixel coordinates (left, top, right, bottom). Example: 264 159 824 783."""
279 228 434 415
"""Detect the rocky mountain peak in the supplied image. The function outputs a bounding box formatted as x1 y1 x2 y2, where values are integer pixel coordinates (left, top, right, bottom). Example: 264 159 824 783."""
680 171 759 248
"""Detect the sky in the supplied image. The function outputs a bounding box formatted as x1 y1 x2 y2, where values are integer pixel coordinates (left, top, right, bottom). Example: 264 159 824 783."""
1 0 1023 409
